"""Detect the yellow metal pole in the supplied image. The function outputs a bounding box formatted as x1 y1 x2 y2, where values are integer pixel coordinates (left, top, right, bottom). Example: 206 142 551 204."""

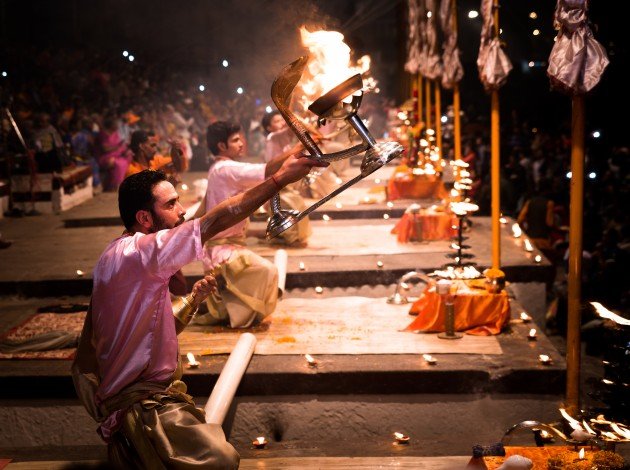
435 82 442 159
425 78 432 131
491 90 501 269
566 95 585 415
490 0 501 270
452 0 461 161
453 84 461 160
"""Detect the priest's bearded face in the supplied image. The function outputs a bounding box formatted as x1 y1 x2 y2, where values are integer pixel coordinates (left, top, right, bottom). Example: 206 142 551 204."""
148 180 186 232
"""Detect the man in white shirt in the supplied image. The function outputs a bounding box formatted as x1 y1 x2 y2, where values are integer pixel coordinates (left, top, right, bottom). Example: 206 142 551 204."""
194 121 316 328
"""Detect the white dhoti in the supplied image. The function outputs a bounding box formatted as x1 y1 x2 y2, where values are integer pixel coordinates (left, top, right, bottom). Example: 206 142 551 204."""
197 245 279 328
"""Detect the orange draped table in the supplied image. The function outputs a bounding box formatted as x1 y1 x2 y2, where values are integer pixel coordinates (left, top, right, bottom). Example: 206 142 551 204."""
391 211 457 242
405 282 510 335
387 167 448 201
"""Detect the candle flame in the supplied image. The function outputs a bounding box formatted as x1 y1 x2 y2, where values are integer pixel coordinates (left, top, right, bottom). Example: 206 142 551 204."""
582 420 596 436
422 354 435 363
512 223 522 238
520 312 531 322
394 432 405 439
186 352 198 365
534 254 542 263
322 214 331 221
255 436 266 445
539 354 551 364
524 239 534 252
305 354 317 365
499 217 507 224
590 302 630 326
611 422 630 439
529 328 537 337
579 448 585 459
559 408 582 430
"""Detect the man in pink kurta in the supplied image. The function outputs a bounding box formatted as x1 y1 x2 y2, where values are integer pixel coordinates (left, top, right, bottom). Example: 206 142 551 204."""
91 217 204 440
73 152 327 469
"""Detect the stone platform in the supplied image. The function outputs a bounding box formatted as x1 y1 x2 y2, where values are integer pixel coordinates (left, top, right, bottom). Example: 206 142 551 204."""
0 167 567 462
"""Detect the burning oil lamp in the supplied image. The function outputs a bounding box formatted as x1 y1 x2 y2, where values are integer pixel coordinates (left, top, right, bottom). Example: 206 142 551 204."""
527 328 538 341
393 432 410 444
76 269 85 277
376 260 384 268
524 239 534 252
305 354 318 367
538 354 551 365
578 448 586 460
186 352 199 369
335 202 343 209
383 214 390 220
315 286 323 294
322 214 331 221
539 429 554 443
252 437 268 449
387 201 394 208
520 312 532 323
534 254 542 263
512 223 522 238
422 354 437 365
299 261 306 271
265 56 403 240
499 217 507 224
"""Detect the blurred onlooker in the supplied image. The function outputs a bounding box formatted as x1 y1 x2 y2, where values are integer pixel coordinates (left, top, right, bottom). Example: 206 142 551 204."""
96 114 130 191
517 178 555 252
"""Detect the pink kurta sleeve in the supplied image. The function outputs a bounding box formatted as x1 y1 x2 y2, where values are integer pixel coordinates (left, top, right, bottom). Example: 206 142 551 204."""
134 218 204 280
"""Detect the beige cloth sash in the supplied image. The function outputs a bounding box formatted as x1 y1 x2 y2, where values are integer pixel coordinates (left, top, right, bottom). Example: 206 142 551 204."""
198 249 279 329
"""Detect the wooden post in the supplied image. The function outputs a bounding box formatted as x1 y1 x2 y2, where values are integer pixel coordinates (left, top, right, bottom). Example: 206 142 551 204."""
453 84 461 160
452 0 461 161
435 83 442 159
491 90 501 269
425 78 432 131
490 0 501 270
566 95 585 414
417 74 423 126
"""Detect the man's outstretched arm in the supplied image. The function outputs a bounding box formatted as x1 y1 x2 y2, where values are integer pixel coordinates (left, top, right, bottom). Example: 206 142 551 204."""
199 154 327 244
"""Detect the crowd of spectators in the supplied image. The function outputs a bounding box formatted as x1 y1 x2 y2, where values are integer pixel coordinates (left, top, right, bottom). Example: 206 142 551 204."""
0 46 275 191
456 112 629 330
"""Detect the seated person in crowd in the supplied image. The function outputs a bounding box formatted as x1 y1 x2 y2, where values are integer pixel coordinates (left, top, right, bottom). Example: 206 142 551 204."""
126 130 186 181
193 121 315 328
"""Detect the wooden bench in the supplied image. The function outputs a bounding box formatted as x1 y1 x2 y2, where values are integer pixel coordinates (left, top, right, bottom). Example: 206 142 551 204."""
10 166 93 214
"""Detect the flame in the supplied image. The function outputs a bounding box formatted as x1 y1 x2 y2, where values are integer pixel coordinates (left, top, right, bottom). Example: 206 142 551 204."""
579 448 585 459
520 312 531 322
305 354 317 365
422 354 436 363
591 302 630 326
524 239 534 252
611 422 630 439
256 437 266 445
559 408 582 430
512 223 522 238
529 328 537 337
298 27 375 110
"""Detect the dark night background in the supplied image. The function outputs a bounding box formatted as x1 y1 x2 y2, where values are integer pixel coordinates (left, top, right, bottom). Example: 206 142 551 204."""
0 0 627 151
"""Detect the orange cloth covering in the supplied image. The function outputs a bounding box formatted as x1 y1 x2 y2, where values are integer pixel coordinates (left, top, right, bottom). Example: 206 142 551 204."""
387 166 448 201
126 154 173 177
406 283 510 335
391 211 457 242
